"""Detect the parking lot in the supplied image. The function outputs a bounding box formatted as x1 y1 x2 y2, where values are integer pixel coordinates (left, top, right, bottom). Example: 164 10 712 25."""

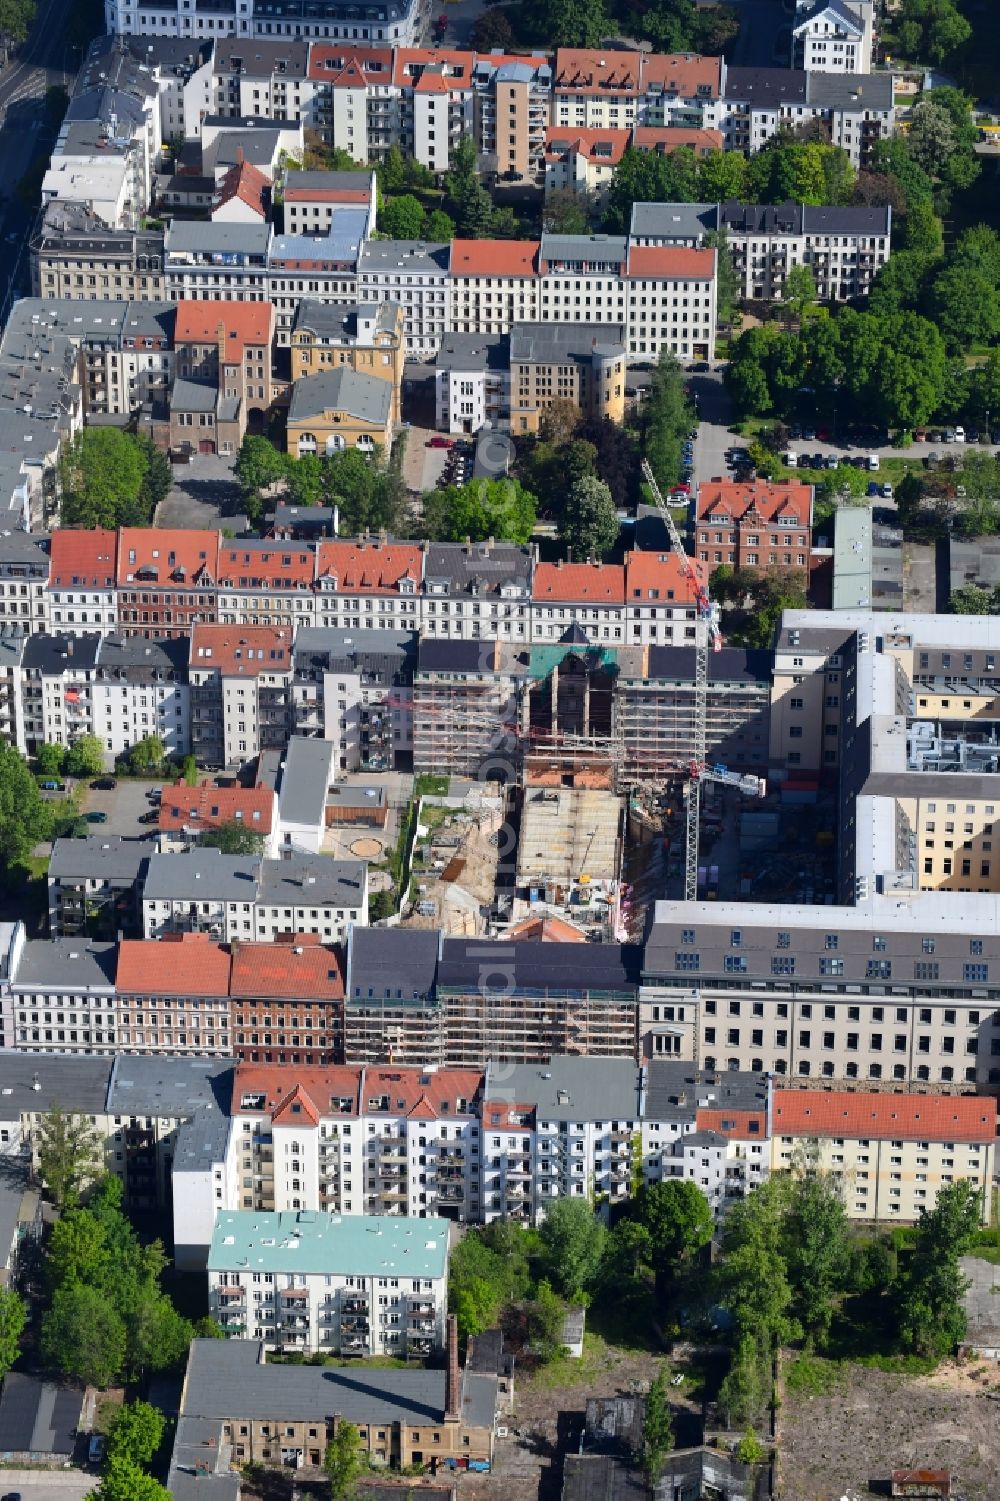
79 777 162 837
0 1474 97 1501
156 453 249 531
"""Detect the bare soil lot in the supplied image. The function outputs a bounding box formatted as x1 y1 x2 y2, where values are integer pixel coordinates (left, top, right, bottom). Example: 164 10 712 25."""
778 1356 1000 1500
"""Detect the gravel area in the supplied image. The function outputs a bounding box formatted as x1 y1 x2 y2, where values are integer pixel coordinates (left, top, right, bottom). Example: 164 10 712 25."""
778 1357 1000 1500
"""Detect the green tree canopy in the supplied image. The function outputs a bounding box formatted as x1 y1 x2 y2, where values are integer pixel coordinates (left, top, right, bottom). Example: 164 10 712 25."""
125 734 167 775
893 0 971 63
87 1454 171 1501
897 1181 981 1357
35 743 66 778
325 1420 364 1501
43 1283 127 1388
234 435 290 521
420 477 537 544
781 1173 850 1348
200 820 267 856
107 1401 165 1467
538 1198 607 1300
0 742 53 865
950 583 994 615
0 1287 25 1381
59 429 160 529
65 735 106 779
559 475 619 560
643 350 697 494
380 192 425 239
635 1179 713 1281
36 1106 103 1210
641 1368 674 1484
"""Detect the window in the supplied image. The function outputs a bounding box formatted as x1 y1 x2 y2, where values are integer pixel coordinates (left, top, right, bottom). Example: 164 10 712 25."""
965 963 989 984
867 960 891 980
772 957 795 975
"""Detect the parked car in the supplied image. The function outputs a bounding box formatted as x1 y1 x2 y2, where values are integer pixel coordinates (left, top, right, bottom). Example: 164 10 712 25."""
39 780 62 791
85 811 108 824
942 428 956 443
139 809 160 825
867 481 880 497
425 435 455 449
146 787 162 802
954 425 966 443
91 777 116 790
88 1435 106 1465
881 482 894 498
803 426 816 441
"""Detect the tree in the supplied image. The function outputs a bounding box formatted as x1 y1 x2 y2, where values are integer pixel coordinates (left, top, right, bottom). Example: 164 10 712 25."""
543 188 592 236
525 1278 566 1362
718 1180 796 1346
234 435 289 520
784 263 817 326
325 1420 364 1501
734 1430 767 1465
42 1284 127 1388
641 1369 674 1484
547 0 606 47
603 1220 653 1282
705 229 739 325
635 1180 713 1283
559 475 619 560
35 742 66 778
87 1455 171 1501
108 1402 165 1467
580 418 636 510
781 1174 849 1349
421 477 537 544
907 99 956 178
926 264 1000 354
35 1106 103 1210
446 136 494 238
893 0 971 64
126 734 166 775
643 350 696 493
717 1334 768 1431
425 208 456 241
138 438 172 514
200 820 267 856
59 429 149 530
65 735 106 779
380 193 425 239
900 199 945 259
470 7 513 50
897 1181 981 1357
0 0 36 44
539 397 582 446
0 742 52 867
951 584 994 616
538 1198 607 1300
0 1288 25 1382
181 754 198 787
46 1209 111 1291
697 150 750 204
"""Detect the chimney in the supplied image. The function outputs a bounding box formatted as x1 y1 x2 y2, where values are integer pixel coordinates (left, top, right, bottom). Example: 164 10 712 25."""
444 1312 460 1421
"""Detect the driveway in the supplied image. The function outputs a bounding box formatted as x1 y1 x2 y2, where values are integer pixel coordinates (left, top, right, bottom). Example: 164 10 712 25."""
79 777 162 837
157 454 249 532
0 1474 98 1500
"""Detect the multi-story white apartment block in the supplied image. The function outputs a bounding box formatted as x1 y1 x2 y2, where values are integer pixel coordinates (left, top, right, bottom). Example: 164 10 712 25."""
291 626 416 771
207 1209 449 1356
104 0 424 46
189 623 294 767
551 49 725 132
47 835 154 939
212 38 311 120
9 937 118 1053
0 533 48 635
357 240 450 358
630 200 891 304
792 0 874 74
141 847 368 943
771 1088 994 1224
720 66 893 167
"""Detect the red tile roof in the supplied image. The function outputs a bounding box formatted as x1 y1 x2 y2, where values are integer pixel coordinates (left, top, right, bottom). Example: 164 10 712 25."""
697 1108 767 1139
773 1089 997 1144
554 48 640 94
362 1066 485 1119
638 52 724 99
213 158 271 219
234 1062 361 1116
190 624 294 676
217 542 316 589
306 45 394 84
696 479 813 527
316 540 423 594
230 936 344 999
533 561 626 602
116 934 232 997
626 245 716 280
625 549 706 605
284 183 371 203
543 126 630 166
117 528 219 587
392 48 474 88
507 914 589 942
271 1082 322 1128
48 528 117 589
174 300 274 352
158 781 275 836
450 240 539 278
631 126 725 156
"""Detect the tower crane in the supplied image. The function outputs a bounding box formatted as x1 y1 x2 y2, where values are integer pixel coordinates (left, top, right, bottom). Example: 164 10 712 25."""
640 458 764 899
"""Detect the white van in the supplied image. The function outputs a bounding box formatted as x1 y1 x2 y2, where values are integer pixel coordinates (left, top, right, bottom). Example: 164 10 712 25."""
786 450 798 467
867 454 880 472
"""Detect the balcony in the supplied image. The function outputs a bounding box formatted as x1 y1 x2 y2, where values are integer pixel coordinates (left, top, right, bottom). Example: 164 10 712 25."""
217 1286 245 1301
279 1287 308 1302
342 1296 368 1313
406 1295 435 1313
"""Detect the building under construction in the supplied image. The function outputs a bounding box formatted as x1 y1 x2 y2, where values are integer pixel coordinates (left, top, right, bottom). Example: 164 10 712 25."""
618 646 771 780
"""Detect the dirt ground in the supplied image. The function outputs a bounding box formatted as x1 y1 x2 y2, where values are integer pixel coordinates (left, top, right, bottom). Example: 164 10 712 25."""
402 805 504 936
778 1357 1000 1500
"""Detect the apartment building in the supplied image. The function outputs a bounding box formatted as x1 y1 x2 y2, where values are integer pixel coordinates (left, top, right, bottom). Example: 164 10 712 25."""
695 478 814 575
47 836 154 939
117 528 220 638
290 300 404 423
618 644 771 777
0 533 48 636
157 781 278 853
357 240 450 358
116 932 233 1055
434 331 509 435
212 38 311 119
542 127 629 203
290 626 416 771
163 220 271 305
533 552 707 648
474 52 551 180
9 938 118 1053
170 1329 496 1479
230 935 345 1064
215 542 316 629
314 539 423 633
208 1209 449 1356
141 846 367 942
551 49 724 132
792 0 875 74
508 322 626 433
31 200 165 302
173 299 277 440
81 34 215 144
771 1088 994 1223
189 622 294 766
306 45 395 155
412 639 526 779
286 366 394 458
422 541 533 643
720 66 893 167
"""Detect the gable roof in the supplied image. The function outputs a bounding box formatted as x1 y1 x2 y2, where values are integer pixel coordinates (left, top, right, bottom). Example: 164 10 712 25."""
450 240 539 278
230 935 344 1000
553 48 640 95
174 299 274 351
533 562 626 602
625 550 706 605
695 478 813 527
773 1089 997 1144
158 782 275 836
543 126 630 167
626 245 716 280
189 624 293 676
116 933 232 997
117 528 220 587
213 158 271 219
316 539 423 594
233 1062 361 1115
217 539 315 590
48 528 117 589
306 45 393 85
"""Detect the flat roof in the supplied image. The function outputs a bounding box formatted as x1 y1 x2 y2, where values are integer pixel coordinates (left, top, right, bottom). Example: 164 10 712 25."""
107 1054 234 1119
485 1055 642 1120
11 938 116 992
208 1210 449 1277
0 1051 113 1116
277 737 334 829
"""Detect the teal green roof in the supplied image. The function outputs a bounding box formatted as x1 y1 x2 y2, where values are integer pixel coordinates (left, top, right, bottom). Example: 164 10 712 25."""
208 1210 449 1278
527 644 623 680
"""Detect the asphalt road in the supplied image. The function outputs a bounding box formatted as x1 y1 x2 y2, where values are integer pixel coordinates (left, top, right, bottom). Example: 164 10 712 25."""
0 1475 97 1500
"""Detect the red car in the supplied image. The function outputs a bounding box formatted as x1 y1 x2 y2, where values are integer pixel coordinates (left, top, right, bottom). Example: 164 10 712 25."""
671 482 691 496
426 435 455 449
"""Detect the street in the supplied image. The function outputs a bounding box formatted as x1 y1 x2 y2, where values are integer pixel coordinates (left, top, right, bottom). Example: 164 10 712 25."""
0 1473 96 1500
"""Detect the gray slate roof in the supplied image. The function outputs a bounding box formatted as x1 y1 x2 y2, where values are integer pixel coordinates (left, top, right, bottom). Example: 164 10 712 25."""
724 66 808 105
258 853 365 908
49 836 155 884
0 1050 113 1115
628 202 718 241
347 925 440 1002
509 322 626 363
438 939 640 994
277 736 334 829
359 240 450 276
287 367 391 427
423 541 532 598
435 331 508 374
107 1054 234 1119
485 1055 643 1120
21 633 101 674
171 378 218 414
643 1059 768 1122
806 70 893 109
142 847 262 901
181 1338 452 1423
11 938 117 992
